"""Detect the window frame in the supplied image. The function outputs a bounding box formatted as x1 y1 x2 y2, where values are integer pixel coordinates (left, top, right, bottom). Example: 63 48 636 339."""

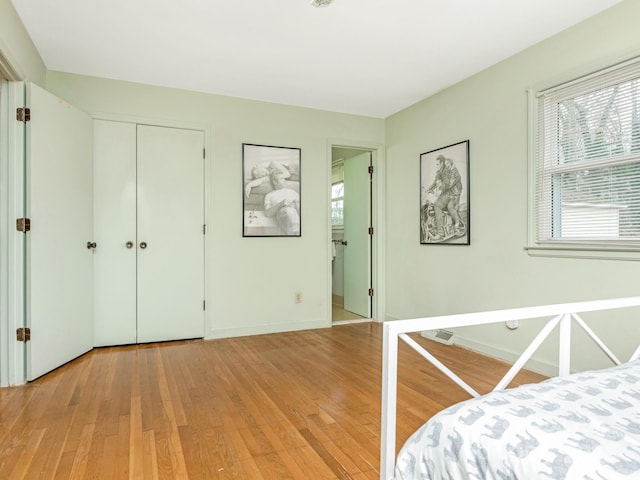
527 55 640 261
331 181 345 229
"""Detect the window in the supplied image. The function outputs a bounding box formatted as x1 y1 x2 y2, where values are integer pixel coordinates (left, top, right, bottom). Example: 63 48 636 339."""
533 57 640 255
332 182 344 227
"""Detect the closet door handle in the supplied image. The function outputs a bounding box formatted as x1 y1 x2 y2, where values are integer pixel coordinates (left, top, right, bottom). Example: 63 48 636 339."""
86 241 97 250
140 242 147 249
126 241 134 249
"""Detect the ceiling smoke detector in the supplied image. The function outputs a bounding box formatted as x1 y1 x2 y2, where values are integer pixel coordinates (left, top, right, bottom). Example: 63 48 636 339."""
311 0 333 7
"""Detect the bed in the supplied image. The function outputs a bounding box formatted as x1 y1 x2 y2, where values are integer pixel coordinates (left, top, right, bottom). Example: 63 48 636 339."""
380 297 640 480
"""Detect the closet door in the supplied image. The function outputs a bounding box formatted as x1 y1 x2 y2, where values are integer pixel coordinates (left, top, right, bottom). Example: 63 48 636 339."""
93 120 137 346
93 121 204 346
136 125 205 343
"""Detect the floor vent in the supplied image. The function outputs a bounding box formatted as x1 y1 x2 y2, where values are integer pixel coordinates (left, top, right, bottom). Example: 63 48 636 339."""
420 329 455 345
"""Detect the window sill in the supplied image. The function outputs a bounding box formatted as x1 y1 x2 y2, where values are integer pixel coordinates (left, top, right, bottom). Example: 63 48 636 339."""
525 244 640 261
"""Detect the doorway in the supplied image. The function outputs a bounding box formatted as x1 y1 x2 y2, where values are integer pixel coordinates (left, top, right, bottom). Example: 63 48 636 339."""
0 73 7 385
331 146 373 324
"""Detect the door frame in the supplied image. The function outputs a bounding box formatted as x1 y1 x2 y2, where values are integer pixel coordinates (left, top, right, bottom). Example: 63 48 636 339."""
0 80 27 386
0 47 29 386
327 139 385 323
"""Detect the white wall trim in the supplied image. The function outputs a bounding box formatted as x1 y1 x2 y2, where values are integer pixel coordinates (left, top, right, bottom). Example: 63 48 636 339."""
90 111 208 133
209 319 328 340
453 336 557 377
0 41 25 82
0 80 26 386
384 314 556 377
0 56 18 82
0 79 10 386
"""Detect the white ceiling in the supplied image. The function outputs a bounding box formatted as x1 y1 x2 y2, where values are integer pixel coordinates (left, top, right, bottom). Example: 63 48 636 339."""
11 0 623 118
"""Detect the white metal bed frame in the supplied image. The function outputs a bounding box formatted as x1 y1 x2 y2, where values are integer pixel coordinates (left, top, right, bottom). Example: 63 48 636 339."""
380 296 640 480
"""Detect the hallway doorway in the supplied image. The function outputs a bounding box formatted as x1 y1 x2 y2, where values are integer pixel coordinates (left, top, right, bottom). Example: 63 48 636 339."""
331 146 373 324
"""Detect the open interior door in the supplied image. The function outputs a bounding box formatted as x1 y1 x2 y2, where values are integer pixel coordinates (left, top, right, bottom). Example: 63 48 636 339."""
343 151 372 318
25 83 93 380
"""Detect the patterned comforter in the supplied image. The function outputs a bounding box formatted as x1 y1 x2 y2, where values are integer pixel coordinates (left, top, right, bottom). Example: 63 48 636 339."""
394 360 640 479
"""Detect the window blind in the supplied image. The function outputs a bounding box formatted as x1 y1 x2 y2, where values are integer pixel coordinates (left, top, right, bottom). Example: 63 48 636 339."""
535 57 640 245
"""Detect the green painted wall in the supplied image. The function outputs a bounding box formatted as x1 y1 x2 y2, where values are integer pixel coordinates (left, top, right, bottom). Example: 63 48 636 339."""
45 71 384 338
385 0 640 373
0 0 45 83
2 0 638 372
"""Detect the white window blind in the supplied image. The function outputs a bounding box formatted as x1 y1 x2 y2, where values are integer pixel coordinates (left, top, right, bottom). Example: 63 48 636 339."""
535 57 640 246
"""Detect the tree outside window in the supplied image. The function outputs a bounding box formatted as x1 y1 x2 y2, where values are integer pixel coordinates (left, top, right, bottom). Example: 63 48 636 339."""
332 182 344 227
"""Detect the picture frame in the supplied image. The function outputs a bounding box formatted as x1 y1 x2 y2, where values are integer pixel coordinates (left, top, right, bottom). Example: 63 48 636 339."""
420 140 470 245
242 143 301 237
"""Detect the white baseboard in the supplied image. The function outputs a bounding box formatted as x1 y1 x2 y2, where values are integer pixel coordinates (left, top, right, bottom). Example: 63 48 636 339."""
452 336 557 377
207 319 329 340
382 313 557 377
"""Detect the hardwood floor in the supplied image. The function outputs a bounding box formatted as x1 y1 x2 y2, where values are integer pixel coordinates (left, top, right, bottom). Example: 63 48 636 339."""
331 295 367 323
0 323 545 479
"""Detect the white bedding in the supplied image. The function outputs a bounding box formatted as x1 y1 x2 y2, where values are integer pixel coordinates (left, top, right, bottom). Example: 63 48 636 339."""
395 360 640 480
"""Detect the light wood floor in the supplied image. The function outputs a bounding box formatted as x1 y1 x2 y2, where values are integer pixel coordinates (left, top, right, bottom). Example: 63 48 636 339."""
331 295 367 323
0 323 545 479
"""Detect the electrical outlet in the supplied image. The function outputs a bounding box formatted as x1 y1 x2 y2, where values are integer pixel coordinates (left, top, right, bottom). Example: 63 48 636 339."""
295 292 302 303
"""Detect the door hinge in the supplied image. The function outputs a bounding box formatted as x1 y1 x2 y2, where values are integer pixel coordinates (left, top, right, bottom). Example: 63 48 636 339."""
16 218 31 233
203 300 206 311
16 327 31 342
203 224 206 234
203 148 206 159
368 165 374 175
368 226 374 235
16 107 31 122
368 288 374 297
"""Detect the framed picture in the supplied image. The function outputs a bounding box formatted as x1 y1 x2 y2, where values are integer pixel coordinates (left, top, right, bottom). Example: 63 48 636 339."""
242 143 301 237
420 140 470 245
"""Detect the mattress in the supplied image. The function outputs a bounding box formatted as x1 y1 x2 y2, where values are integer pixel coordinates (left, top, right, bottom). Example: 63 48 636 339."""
395 360 640 479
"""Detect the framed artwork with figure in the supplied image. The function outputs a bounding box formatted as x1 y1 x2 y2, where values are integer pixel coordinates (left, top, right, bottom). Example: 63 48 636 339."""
420 140 470 245
242 143 301 237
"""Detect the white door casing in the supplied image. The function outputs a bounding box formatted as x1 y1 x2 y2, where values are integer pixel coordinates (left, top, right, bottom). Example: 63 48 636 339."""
343 151 372 318
0 78 26 386
26 83 93 381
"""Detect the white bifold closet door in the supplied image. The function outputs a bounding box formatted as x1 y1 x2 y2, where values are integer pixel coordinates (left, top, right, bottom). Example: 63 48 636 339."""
93 120 204 346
